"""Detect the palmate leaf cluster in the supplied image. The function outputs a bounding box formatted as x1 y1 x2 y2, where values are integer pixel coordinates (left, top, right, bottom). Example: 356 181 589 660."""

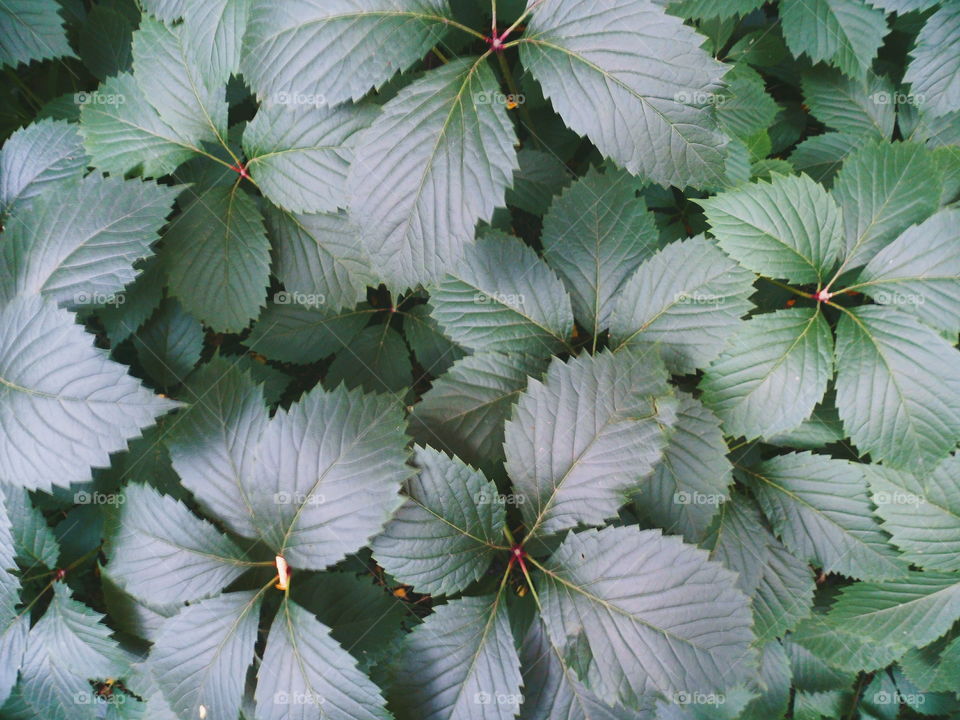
0 0 959 719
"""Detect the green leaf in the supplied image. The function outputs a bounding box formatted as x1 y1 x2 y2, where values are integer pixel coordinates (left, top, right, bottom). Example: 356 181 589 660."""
741 642 792 720
348 59 518 290
740 452 907 580
78 4 134 81
904 4 960 118
699 173 844 283
108 483 252 605
536 526 755 704
2 174 177 307
667 0 764 20
325 324 413 395
247 384 411 569
371 446 505 596
390 594 522 720
834 305 960 470
505 350 675 538
855 208 960 334
430 231 573 357
98 257 165 345
0 296 177 491
635 394 732 543
707 492 815 639
506 149 572 216
162 186 270 332
151 591 261 720
131 15 228 147
0 614 27 711
244 102 376 214
900 632 960 693
519 616 655 720
165 358 266 538
788 132 860 187
79 73 196 178
401 304 465 377
831 140 941 269
19 586 127 720
0 0 74 68
181 0 251 87
133 298 204 388
245 302 371 364
865 455 960 572
801 70 895 139
792 572 960 671
256 597 390 720
141 0 186 22
266 207 373 314
1 485 58 569
241 0 452 108
409 352 546 471
610 235 756 373
700 308 834 440
541 166 659 336
780 0 889 79
519 0 730 188
716 64 779 142
0 119 87 214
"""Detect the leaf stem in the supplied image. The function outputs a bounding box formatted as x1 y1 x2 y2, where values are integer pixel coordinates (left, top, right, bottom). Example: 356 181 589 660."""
761 276 814 300
495 51 540 149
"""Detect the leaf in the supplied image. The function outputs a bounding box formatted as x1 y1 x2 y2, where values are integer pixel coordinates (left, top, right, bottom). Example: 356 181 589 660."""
834 305 960 470
700 308 834 440
506 149 572 216
181 0 251 87
519 0 730 188
791 572 960 671
256 597 390 720
904 3 960 118
699 173 844 284
2 173 178 307
831 140 941 269
635 394 732 543
900 632 960 693
133 298 204 388
325 324 412 395
780 0 889 79
801 69 895 139
409 352 546 471
667 0 764 20
430 230 574 357
266 207 373 314
131 15 228 148
245 302 371 364
348 58 518 290
0 0 74 68
78 3 134 81
243 102 376 214
536 526 755 704
1 485 59 569
519 616 655 720
165 358 266 538
79 73 196 178
108 483 253 605
854 208 960 334
0 615 28 711
247 384 411 569
241 0 452 107
609 235 757 374
19 585 127 720
540 166 659 336
401 304 465 377
707 493 815 639
98 256 166 346
740 451 907 580
865 455 960 572
788 132 860 187
0 119 87 214
372 446 505 596
0 296 177 491
162 185 271 332
390 594 522 720
505 350 675 538
151 591 261 720
716 64 779 143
